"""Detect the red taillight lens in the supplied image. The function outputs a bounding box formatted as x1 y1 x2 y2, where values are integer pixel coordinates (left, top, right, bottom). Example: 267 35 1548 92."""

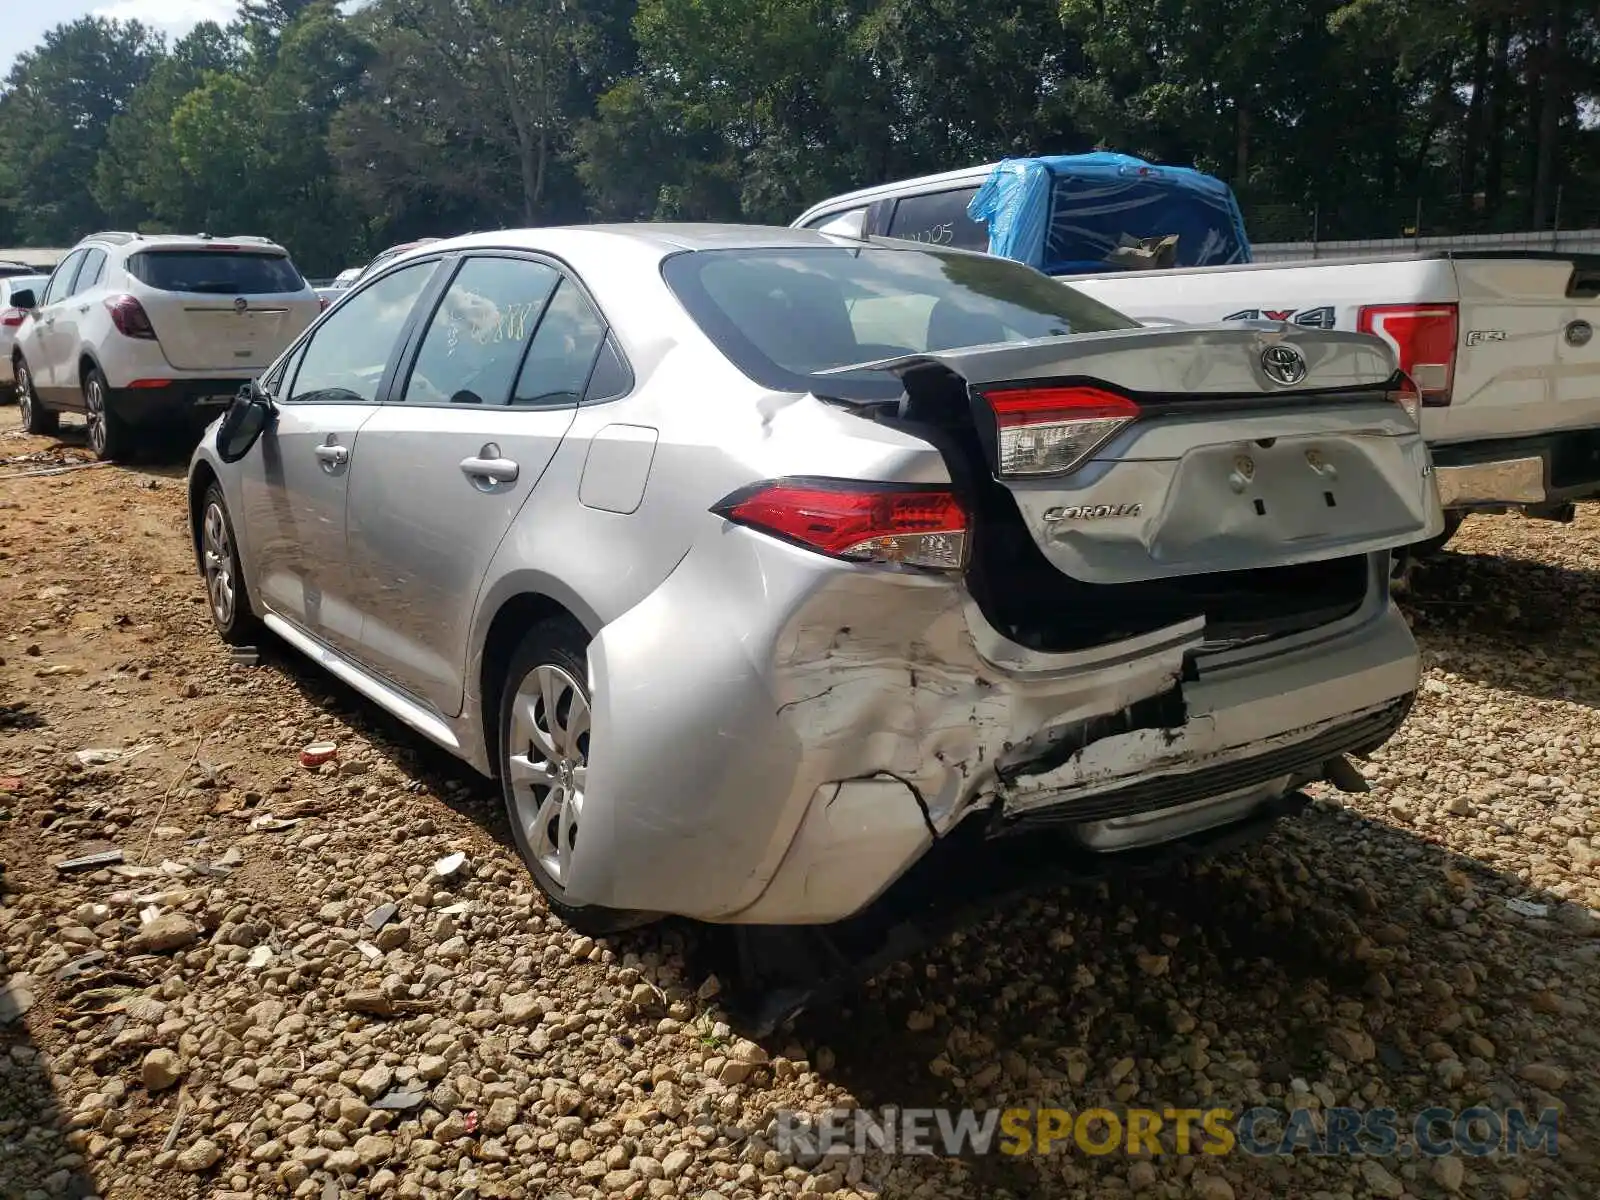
1357 303 1457 406
982 384 1141 477
0 308 24 328
713 479 968 571
105 294 157 340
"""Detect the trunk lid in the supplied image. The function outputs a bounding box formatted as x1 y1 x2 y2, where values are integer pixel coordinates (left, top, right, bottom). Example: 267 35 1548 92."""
859 324 1443 584
1442 254 1600 443
128 246 320 372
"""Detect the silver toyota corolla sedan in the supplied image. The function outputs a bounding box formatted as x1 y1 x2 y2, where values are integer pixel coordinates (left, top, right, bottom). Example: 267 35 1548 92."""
187 224 1442 933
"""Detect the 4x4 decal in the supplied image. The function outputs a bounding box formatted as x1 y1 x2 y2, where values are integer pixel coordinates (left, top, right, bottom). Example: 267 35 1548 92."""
1223 305 1336 329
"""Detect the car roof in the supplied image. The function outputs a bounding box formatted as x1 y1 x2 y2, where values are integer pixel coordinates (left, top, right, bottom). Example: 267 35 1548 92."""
386 223 877 266
791 164 999 226
73 232 290 253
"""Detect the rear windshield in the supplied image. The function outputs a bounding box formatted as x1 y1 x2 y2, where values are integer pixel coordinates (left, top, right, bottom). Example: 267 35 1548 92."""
127 250 305 295
661 244 1137 398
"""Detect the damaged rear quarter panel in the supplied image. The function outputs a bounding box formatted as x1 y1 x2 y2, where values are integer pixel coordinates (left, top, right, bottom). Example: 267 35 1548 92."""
769 575 1203 834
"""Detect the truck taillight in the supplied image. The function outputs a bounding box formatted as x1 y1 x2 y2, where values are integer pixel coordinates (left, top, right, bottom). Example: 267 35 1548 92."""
1 308 24 328
1387 372 1422 425
105 294 157 340
712 479 968 571
982 384 1140 477
1358 303 1457 407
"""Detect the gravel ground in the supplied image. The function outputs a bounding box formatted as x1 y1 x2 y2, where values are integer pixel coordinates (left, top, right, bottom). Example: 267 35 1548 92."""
1 413 1598 1200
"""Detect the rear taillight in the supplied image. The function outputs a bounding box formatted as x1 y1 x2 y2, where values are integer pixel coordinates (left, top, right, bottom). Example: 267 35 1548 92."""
712 479 968 571
982 384 1140 477
1357 303 1457 406
105 294 157 340
1387 372 1422 425
1 308 24 328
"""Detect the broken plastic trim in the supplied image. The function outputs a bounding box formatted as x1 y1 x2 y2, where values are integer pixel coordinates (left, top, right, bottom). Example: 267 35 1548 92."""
997 683 1188 785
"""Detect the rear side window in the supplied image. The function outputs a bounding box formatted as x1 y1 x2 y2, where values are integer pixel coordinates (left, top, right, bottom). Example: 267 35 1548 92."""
884 189 988 251
662 245 1136 398
127 250 305 295
403 256 560 406
513 279 606 406
71 249 107 295
42 251 86 306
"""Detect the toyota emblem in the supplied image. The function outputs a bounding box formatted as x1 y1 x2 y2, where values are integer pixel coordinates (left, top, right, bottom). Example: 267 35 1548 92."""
233 297 248 313
1260 343 1308 386
1567 320 1593 348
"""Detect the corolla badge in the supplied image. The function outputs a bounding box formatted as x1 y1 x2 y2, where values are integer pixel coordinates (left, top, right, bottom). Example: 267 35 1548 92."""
1260 343 1308 386
1043 503 1143 523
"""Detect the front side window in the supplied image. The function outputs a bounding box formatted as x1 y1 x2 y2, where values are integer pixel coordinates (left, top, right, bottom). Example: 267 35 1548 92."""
42 251 86 306
403 257 559 405
286 262 437 405
662 244 1137 398
804 208 867 239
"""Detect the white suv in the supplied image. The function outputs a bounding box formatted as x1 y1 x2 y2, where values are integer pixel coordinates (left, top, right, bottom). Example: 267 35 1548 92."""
10 232 321 459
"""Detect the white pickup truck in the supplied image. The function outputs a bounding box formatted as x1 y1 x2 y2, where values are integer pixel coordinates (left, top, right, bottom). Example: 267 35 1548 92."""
794 155 1600 551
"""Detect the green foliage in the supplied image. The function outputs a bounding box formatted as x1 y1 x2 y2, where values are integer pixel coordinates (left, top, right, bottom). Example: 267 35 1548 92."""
0 0 1596 268
0 18 163 244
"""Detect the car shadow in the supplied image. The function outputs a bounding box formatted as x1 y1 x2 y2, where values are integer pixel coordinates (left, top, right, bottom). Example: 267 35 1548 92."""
1403 549 1600 707
224 615 1600 1197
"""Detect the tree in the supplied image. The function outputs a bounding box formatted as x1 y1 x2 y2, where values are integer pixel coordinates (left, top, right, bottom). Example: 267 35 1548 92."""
331 0 607 231
92 23 240 232
0 18 164 244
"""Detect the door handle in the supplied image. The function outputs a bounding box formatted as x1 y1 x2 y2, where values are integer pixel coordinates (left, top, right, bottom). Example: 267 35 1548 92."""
459 456 519 484
314 443 349 466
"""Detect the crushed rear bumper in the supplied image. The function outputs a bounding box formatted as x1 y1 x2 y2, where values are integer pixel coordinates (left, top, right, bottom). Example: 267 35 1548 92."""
572 520 1419 925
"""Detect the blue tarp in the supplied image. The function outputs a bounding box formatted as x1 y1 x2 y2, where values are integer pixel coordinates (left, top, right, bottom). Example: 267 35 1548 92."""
967 152 1252 274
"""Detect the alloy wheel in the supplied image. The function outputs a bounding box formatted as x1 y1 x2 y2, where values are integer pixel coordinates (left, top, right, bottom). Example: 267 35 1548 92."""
16 364 33 426
506 663 590 889
201 501 235 628
84 377 106 457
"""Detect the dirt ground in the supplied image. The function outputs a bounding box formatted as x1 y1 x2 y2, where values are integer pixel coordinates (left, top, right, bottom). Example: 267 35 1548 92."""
2 409 1599 1200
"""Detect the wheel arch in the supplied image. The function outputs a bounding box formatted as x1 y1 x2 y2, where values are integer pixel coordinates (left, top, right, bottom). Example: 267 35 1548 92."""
78 349 105 388
187 460 221 573
476 587 600 777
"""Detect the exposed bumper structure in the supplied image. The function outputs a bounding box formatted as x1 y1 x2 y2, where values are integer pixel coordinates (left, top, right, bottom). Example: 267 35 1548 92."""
1431 428 1600 510
574 529 1419 925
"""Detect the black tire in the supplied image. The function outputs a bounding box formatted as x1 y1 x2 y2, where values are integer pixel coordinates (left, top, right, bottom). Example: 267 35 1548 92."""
83 366 133 462
198 483 260 645
15 358 58 435
1409 511 1465 560
497 618 651 935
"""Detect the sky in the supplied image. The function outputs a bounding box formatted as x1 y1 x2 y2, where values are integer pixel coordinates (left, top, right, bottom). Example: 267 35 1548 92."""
0 0 239 78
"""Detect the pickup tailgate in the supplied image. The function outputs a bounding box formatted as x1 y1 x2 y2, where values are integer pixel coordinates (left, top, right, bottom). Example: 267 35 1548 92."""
878 324 1442 583
1444 254 1600 443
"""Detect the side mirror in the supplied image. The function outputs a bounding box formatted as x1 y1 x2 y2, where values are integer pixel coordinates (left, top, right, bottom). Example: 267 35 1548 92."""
216 383 274 463
9 288 36 310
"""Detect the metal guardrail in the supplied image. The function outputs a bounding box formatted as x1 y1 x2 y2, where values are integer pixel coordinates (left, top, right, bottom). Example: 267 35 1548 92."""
1250 228 1600 263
